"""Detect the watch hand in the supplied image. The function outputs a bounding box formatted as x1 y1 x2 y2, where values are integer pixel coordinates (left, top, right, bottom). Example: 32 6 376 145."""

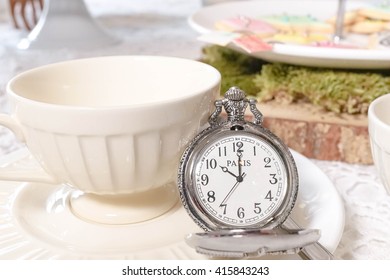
219 166 238 179
219 172 246 207
237 152 243 181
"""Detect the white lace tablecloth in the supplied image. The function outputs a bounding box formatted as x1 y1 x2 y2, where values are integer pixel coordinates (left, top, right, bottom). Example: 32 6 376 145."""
0 0 389 260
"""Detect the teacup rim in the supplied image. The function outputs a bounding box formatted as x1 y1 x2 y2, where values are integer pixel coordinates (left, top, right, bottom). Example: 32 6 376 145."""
6 55 221 111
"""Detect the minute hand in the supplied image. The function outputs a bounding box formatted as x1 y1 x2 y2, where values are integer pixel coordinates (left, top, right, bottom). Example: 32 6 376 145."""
219 172 247 207
237 152 243 181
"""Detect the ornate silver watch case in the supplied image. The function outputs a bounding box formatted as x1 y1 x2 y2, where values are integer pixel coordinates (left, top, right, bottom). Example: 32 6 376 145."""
177 87 335 259
177 86 299 231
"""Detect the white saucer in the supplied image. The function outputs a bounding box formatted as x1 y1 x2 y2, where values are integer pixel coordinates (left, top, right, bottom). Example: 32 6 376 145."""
0 148 344 259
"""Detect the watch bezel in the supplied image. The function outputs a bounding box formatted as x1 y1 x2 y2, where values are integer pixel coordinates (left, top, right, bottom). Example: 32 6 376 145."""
178 121 299 232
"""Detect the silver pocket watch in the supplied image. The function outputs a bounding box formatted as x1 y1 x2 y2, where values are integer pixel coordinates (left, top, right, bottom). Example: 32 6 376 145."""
178 87 333 259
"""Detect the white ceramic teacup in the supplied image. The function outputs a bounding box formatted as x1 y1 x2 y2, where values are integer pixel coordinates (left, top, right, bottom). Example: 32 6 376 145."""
0 56 220 223
368 93 390 195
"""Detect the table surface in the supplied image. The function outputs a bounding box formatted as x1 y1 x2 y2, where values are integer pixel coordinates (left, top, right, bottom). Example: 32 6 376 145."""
0 0 389 260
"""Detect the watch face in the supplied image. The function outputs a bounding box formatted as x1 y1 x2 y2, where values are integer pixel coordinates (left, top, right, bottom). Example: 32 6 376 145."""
182 126 297 230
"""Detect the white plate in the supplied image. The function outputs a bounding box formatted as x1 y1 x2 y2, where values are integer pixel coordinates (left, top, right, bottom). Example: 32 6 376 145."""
189 0 390 69
0 148 344 259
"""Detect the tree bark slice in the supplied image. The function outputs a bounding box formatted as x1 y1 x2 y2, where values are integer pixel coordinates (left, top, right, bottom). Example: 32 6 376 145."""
252 100 372 164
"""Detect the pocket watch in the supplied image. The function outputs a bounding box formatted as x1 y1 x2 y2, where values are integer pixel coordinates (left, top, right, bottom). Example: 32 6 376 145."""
177 87 334 259
178 86 299 232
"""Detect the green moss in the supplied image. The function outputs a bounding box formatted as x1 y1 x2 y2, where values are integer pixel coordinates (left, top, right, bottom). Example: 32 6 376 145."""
202 45 390 114
201 45 264 96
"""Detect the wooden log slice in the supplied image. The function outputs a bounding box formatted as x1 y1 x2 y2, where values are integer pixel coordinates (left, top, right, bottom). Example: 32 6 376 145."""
251 100 372 164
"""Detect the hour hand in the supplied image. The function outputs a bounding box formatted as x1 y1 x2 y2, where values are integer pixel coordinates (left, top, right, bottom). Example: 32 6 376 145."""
219 166 238 179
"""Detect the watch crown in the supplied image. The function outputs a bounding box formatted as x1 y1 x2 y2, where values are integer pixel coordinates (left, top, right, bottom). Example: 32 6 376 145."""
224 86 246 101
208 86 264 126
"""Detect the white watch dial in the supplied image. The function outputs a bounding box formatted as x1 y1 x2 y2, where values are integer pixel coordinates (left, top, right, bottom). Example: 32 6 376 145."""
193 133 288 227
